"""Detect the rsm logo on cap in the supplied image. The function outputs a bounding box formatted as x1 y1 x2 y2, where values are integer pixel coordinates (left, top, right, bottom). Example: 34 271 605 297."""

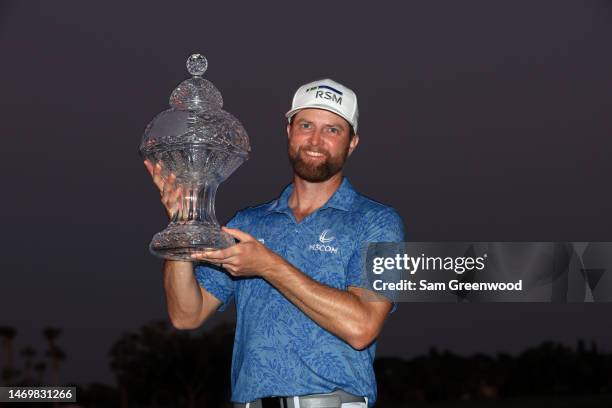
306 85 343 105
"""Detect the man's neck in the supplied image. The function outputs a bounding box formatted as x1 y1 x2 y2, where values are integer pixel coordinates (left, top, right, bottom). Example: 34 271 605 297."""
288 172 344 223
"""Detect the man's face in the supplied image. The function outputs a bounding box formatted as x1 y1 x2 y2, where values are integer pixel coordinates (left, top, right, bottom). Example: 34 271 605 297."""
287 108 359 182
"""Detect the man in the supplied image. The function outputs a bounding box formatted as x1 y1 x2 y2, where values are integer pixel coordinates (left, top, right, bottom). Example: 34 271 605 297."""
144 79 405 407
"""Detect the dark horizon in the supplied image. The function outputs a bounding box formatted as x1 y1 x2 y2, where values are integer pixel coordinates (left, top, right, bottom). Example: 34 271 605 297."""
1 0 611 386
6 321 612 407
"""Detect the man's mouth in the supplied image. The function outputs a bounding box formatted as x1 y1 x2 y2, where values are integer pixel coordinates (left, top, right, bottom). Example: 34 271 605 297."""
303 150 326 158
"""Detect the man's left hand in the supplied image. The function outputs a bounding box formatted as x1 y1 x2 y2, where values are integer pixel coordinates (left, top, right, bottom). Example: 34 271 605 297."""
191 227 285 278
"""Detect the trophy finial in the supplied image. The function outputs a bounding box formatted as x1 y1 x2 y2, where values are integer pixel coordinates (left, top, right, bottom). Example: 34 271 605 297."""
186 54 208 76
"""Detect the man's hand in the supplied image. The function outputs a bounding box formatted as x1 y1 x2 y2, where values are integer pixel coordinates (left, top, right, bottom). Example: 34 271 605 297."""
143 159 183 219
191 226 391 349
190 227 286 277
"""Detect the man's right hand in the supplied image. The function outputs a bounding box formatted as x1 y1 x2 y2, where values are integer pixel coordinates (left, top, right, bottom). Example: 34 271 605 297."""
143 159 183 219
144 159 222 329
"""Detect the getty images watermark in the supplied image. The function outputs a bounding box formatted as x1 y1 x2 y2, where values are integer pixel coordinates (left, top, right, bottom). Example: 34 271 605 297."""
359 242 612 302
372 251 523 292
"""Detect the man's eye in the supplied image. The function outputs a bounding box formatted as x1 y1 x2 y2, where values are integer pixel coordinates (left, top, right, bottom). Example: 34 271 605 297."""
301 123 311 129
328 127 339 134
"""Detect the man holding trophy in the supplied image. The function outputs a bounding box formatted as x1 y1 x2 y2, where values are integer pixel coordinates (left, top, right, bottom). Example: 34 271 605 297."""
144 74 404 407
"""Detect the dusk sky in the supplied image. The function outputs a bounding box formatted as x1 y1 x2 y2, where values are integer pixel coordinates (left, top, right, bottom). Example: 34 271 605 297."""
1 1 611 385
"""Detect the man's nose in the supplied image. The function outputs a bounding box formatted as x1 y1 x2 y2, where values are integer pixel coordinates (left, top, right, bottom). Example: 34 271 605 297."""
308 128 323 145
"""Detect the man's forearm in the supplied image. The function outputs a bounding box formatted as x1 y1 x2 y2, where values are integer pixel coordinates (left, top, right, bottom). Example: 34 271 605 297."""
189 228 390 345
163 260 203 327
263 260 377 349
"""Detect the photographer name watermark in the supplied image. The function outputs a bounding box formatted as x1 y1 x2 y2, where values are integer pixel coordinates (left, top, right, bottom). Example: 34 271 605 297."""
359 242 612 302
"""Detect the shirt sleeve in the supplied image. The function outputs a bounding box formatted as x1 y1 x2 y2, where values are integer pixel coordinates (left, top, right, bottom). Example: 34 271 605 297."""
346 207 405 313
193 212 243 312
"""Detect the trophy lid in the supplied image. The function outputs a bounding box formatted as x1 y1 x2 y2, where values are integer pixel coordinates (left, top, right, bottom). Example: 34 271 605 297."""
139 54 250 157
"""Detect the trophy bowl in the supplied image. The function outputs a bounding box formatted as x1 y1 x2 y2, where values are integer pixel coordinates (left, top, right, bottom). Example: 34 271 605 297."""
139 54 250 261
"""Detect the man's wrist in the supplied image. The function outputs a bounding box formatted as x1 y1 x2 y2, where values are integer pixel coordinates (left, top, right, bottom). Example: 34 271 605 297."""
261 254 289 281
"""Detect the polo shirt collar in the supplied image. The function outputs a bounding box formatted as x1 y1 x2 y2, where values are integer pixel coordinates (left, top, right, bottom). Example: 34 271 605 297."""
269 177 356 215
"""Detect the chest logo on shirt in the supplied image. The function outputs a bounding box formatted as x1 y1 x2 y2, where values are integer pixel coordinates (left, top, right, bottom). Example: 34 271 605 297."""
319 229 335 244
308 229 339 254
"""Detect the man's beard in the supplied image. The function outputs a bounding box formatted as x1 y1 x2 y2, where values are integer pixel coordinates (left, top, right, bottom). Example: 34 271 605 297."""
288 143 350 182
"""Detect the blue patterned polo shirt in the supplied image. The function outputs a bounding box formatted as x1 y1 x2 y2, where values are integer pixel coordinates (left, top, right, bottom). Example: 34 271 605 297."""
195 177 405 407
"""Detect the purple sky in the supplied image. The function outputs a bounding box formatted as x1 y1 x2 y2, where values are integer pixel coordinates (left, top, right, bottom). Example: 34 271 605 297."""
1 1 611 385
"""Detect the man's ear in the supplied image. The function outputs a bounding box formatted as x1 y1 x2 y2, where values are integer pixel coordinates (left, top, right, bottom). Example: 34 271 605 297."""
348 134 360 156
286 123 291 139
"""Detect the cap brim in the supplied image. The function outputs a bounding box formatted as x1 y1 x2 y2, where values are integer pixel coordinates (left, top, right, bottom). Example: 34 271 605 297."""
285 104 355 131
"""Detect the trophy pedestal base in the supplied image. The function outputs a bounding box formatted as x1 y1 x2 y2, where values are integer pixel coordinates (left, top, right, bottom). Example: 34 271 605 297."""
149 222 235 261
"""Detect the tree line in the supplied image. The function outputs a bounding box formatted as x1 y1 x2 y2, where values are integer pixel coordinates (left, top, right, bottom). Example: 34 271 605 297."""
1 323 611 407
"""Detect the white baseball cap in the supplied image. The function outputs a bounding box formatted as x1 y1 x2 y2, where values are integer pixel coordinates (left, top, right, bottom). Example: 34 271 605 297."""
285 78 359 132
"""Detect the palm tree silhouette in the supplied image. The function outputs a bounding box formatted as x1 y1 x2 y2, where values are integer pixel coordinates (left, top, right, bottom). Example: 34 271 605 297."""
43 327 61 348
45 347 66 386
19 346 37 384
42 327 64 385
0 326 17 385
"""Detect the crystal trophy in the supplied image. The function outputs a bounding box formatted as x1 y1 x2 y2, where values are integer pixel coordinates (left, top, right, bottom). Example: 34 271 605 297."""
139 54 250 260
